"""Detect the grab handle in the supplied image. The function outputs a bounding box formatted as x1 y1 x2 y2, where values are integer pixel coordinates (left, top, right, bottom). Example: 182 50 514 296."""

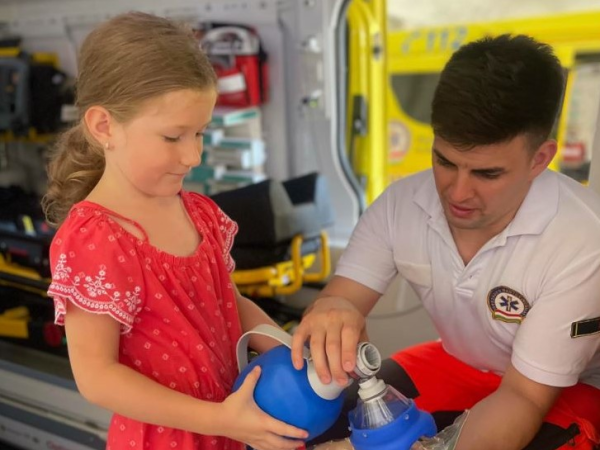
236 324 310 371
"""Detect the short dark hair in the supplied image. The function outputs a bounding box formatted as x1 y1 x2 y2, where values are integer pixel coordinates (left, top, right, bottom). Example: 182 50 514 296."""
431 34 565 150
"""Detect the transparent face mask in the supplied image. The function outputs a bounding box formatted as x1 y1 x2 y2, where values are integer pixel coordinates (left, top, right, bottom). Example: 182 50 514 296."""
350 377 412 429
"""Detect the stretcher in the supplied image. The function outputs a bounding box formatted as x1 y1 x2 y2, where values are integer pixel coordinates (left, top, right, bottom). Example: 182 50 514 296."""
212 172 334 299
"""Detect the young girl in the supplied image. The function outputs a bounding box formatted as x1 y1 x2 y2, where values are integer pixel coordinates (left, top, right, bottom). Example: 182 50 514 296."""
42 12 307 450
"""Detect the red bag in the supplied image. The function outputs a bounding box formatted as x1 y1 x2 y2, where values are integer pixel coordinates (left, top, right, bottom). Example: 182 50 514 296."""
200 25 269 107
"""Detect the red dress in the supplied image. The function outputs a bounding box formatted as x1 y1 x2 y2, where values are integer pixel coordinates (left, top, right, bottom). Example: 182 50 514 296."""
47 192 245 450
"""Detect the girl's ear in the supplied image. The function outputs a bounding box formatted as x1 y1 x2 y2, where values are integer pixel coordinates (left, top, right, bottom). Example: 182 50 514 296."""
83 106 114 147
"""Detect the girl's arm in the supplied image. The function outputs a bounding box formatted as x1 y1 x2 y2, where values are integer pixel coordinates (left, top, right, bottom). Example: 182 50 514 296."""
64 302 307 450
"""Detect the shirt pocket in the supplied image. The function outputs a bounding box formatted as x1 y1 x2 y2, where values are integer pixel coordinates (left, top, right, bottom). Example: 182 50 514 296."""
394 260 432 292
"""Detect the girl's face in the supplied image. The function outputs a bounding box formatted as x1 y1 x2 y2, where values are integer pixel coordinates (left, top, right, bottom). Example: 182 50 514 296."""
105 89 216 199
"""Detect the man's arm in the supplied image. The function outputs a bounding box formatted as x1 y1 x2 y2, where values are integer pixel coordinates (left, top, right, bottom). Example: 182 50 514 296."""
290 275 381 386
291 184 399 385
455 363 562 450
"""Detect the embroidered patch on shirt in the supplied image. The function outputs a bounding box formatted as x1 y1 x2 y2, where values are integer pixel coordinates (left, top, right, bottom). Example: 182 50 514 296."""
487 286 530 324
571 317 600 338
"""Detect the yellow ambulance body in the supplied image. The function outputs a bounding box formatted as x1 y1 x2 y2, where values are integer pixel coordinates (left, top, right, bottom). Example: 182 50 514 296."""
361 11 600 198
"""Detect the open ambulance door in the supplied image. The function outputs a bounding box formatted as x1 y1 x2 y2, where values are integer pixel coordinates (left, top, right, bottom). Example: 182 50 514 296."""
340 0 387 208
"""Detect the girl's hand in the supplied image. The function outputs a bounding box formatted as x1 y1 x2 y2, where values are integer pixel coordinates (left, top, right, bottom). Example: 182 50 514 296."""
219 366 308 450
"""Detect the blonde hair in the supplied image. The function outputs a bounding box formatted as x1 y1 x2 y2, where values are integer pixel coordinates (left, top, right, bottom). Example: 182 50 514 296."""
43 11 217 226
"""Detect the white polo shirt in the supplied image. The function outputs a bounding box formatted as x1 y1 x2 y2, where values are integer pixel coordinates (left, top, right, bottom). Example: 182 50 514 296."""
336 169 600 389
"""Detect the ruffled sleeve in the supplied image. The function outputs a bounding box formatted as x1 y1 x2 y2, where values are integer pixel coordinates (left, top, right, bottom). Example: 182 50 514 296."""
184 192 238 273
47 206 145 333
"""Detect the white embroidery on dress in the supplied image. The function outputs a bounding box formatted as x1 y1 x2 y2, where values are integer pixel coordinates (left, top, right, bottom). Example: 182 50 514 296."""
49 253 142 334
215 207 238 272
53 254 72 281
80 265 113 298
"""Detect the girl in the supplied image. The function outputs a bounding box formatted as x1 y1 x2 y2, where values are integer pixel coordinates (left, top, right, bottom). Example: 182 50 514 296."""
42 11 307 450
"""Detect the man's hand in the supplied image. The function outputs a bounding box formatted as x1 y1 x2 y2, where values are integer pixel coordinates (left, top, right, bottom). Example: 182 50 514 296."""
453 364 561 450
290 276 380 386
291 295 367 386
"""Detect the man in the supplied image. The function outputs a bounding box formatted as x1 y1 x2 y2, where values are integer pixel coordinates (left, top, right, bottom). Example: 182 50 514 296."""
291 35 600 450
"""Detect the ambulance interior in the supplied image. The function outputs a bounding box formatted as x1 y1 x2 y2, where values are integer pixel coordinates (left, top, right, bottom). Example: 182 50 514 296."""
0 0 599 449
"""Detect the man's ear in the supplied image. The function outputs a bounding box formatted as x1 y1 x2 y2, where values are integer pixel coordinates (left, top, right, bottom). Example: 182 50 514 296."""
529 140 557 180
83 106 114 147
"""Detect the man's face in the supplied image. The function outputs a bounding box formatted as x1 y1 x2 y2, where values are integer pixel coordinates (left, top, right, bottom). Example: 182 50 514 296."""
432 135 553 237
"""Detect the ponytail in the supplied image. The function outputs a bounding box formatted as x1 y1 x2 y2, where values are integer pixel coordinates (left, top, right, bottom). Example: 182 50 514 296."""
42 124 105 227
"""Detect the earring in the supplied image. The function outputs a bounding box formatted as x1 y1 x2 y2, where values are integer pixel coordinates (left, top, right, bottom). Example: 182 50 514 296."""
104 142 109 151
